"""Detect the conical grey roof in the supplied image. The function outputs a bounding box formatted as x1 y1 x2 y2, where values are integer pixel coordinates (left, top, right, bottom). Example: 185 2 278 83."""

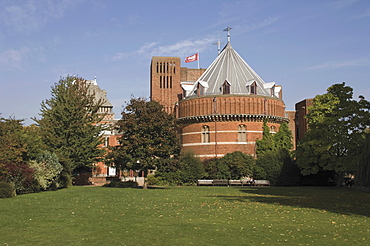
186 42 274 97
87 79 113 107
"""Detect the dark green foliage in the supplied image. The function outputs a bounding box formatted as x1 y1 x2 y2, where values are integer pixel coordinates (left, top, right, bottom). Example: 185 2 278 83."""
256 121 275 157
256 121 293 158
178 151 204 184
103 180 138 187
205 158 231 179
0 182 15 198
0 118 27 164
357 133 370 187
255 151 281 184
296 83 370 185
205 152 255 180
35 76 105 187
0 117 41 194
219 151 254 179
255 149 300 186
153 152 204 185
107 97 180 173
274 122 293 151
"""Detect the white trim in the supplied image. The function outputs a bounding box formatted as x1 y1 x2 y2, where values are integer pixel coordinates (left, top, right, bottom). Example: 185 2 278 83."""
181 130 263 136
182 141 255 147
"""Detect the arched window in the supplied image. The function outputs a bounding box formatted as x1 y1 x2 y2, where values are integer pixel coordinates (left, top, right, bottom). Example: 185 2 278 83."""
202 125 210 143
238 125 247 142
222 80 231 95
270 125 276 133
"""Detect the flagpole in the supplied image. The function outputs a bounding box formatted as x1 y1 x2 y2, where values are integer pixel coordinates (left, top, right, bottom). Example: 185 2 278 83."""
198 52 200 69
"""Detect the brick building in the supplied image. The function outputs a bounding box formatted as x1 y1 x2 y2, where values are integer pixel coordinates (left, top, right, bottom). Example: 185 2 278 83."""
151 36 292 160
295 98 313 146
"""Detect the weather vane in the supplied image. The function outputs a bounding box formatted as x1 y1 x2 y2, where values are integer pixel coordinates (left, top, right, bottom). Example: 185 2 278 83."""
212 39 224 55
223 26 232 43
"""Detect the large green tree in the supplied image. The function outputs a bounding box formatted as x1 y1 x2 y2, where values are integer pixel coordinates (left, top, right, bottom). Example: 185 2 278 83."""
107 97 180 174
34 76 105 187
296 83 370 186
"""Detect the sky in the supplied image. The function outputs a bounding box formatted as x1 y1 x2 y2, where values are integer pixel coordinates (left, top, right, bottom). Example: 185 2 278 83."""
1 0 370 125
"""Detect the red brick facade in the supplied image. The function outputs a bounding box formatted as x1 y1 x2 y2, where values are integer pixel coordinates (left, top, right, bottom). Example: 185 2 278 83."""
150 56 290 160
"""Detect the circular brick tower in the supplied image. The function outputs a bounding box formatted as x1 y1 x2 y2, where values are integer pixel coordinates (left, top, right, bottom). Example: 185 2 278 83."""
178 40 288 160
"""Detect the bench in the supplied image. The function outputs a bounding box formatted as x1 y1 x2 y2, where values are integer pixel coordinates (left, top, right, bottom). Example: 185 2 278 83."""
212 179 229 186
254 180 270 186
197 180 213 186
229 179 252 186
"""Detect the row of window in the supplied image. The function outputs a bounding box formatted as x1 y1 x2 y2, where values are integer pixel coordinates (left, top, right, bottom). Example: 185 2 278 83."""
160 76 173 89
195 80 258 96
201 124 276 143
156 62 176 74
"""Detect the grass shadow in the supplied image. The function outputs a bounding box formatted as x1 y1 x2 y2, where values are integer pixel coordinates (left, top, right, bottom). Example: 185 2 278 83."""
217 186 370 217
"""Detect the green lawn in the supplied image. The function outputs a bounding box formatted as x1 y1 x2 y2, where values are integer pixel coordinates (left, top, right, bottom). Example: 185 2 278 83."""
1 186 369 245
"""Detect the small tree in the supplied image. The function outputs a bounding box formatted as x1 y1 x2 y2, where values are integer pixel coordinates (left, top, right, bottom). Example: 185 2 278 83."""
107 97 180 175
178 151 204 184
205 152 254 180
256 121 275 157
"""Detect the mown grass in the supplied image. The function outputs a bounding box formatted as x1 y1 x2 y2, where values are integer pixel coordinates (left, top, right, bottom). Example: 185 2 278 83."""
1 186 369 245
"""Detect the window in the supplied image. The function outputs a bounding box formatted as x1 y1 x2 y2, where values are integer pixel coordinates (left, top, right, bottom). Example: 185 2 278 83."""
222 80 231 94
238 125 247 142
202 125 210 143
250 82 257 95
197 83 205 96
270 126 276 133
104 136 110 147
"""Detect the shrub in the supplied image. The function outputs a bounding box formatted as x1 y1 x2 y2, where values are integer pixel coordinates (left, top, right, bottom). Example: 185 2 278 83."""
0 182 15 198
103 180 138 188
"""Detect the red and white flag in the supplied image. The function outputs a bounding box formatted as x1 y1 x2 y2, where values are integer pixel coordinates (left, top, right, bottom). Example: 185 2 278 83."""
185 53 198 63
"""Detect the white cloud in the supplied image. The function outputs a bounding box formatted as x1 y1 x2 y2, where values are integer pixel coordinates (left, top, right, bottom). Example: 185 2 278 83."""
0 0 82 33
332 0 358 9
0 47 29 70
148 37 216 57
109 37 215 62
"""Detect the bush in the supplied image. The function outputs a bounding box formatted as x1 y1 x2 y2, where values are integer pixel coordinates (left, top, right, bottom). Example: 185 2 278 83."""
0 182 15 198
146 175 163 186
103 180 138 188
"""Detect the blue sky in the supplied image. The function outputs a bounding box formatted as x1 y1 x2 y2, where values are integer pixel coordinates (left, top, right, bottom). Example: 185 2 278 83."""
1 0 369 125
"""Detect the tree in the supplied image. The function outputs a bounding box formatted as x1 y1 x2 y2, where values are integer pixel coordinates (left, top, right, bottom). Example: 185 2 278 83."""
274 122 293 151
255 149 300 186
205 151 255 180
357 132 370 187
256 120 275 157
0 117 27 165
107 97 180 175
256 121 293 157
178 151 204 184
0 117 36 194
34 76 106 187
219 151 255 179
296 83 370 186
